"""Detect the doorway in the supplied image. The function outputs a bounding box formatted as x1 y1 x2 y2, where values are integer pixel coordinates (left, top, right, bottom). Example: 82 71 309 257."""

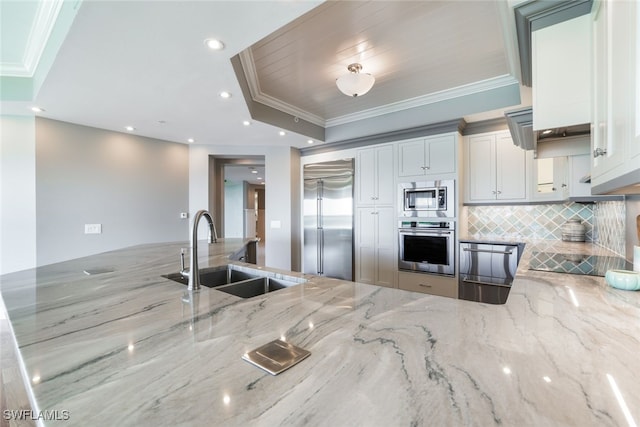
210 155 266 265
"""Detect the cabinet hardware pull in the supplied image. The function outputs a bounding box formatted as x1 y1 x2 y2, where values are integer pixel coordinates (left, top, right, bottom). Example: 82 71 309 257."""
561 184 567 188
462 248 513 255
418 283 432 288
492 190 497 194
461 277 512 288
552 187 556 191
497 190 502 194
593 147 607 158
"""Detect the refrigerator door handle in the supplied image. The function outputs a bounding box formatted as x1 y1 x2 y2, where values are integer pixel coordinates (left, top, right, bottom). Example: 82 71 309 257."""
318 180 323 275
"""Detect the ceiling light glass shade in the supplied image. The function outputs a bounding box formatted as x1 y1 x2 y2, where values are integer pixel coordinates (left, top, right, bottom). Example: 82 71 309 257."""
336 63 375 97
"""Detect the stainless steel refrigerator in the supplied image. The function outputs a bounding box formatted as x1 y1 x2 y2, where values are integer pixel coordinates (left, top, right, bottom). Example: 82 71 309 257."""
303 160 354 281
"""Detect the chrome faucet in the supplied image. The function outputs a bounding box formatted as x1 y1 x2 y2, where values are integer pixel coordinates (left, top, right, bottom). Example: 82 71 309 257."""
186 209 218 291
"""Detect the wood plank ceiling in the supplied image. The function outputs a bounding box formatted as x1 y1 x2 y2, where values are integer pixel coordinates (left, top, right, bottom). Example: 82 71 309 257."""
243 1 510 124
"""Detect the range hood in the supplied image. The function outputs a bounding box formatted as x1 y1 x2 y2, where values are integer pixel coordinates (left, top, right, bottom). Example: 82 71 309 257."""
504 107 591 151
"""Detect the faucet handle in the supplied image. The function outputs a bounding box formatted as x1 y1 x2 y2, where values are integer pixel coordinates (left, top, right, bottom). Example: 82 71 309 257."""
180 248 187 273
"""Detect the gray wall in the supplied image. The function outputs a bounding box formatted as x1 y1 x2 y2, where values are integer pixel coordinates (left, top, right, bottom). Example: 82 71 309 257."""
36 118 189 266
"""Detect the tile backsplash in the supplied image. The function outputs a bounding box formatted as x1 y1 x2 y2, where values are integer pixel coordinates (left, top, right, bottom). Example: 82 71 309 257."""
466 200 626 256
467 202 594 241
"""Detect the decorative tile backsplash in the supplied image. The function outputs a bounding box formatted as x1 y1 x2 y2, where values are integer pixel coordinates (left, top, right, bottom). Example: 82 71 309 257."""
467 203 594 241
466 200 626 256
593 201 626 256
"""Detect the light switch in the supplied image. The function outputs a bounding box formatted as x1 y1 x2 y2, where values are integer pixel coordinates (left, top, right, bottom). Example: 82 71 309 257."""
84 224 102 234
270 220 281 229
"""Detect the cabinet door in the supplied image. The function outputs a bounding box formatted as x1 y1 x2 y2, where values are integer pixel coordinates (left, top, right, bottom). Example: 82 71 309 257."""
592 0 626 179
356 148 377 206
398 139 426 177
496 134 527 200
376 145 395 205
531 157 568 201
426 135 456 175
467 134 496 201
355 207 376 284
376 207 396 287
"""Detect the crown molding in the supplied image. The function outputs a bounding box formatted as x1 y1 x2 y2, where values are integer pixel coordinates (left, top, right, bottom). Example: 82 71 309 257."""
513 0 593 86
239 49 326 127
0 0 64 77
325 75 518 127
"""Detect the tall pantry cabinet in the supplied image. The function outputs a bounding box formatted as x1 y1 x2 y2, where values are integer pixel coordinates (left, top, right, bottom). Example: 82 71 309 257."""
354 144 396 288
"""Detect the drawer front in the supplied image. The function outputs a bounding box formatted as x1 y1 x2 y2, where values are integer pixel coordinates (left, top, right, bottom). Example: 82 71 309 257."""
398 272 457 298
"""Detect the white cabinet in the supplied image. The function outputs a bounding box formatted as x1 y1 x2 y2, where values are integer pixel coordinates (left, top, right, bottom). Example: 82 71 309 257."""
398 271 457 298
591 0 640 192
465 132 528 203
530 157 568 201
355 144 396 287
398 134 456 178
532 14 591 130
356 144 394 206
355 206 396 288
568 154 592 198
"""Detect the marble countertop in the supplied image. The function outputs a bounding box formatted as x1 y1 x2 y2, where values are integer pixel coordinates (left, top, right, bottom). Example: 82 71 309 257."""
1 238 639 426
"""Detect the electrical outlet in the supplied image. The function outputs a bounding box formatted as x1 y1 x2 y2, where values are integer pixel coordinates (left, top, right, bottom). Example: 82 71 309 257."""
84 224 102 234
180 212 188 219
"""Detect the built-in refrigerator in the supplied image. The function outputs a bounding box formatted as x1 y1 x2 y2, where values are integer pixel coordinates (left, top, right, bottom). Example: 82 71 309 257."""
303 160 354 281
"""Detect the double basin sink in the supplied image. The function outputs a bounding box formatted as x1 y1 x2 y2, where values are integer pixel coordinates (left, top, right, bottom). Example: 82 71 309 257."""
163 264 303 299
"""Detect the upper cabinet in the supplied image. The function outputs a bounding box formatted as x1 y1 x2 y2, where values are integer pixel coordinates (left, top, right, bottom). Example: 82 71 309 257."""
465 131 529 203
532 15 591 130
530 156 568 202
397 134 457 179
591 0 640 194
356 144 395 206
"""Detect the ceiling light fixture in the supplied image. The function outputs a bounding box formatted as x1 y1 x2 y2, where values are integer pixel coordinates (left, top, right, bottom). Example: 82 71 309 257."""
205 38 225 50
243 120 250 126
220 91 231 99
31 106 44 113
279 131 286 136
336 63 375 97
257 177 263 180
308 140 314 144
187 138 195 143
125 126 135 132
251 170 258 174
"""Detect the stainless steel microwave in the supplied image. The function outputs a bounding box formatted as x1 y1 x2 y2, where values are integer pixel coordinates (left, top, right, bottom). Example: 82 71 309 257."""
398 180 455 218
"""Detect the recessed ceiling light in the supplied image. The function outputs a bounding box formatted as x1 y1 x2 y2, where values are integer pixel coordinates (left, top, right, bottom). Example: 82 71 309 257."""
243 120 250 126
125 126 135 132
187 138 195 143
205 38 225 50
220 91 231 99
308 139 314 144
251 170 258 174
279 131 286 136
31 106 44 113
257 177 263 180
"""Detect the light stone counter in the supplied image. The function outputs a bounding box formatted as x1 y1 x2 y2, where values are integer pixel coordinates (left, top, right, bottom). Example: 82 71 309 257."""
1 238 639 426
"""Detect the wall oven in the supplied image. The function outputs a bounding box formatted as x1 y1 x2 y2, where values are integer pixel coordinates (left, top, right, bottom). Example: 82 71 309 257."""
398 220 455 276
398 180 455 218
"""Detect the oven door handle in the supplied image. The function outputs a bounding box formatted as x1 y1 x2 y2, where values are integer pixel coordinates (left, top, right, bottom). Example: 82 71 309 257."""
461 277 512 288
399 229 452 236
462 247 513 255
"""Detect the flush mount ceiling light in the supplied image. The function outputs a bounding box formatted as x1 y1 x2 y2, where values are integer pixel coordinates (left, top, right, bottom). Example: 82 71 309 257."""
219 91 231 99
187 138 195 143
336 63 375 97
243 120 250 126
204 38 225 50
125 126 135 132
31 106 45 113
279 131 286 136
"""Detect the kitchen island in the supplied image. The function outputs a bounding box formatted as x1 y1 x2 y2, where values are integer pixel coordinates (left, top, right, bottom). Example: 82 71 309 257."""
1 238 639 426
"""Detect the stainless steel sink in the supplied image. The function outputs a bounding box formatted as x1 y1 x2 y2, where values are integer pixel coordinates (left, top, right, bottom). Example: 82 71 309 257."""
162 264 258 288
163 264 302 298
216 277 299 298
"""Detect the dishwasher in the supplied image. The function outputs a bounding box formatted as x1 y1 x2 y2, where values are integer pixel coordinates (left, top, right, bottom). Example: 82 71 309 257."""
458 242 519 304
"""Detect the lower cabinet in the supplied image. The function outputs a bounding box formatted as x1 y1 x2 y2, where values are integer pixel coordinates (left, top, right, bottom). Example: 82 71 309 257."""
398 271 458 298
355 206 396 288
